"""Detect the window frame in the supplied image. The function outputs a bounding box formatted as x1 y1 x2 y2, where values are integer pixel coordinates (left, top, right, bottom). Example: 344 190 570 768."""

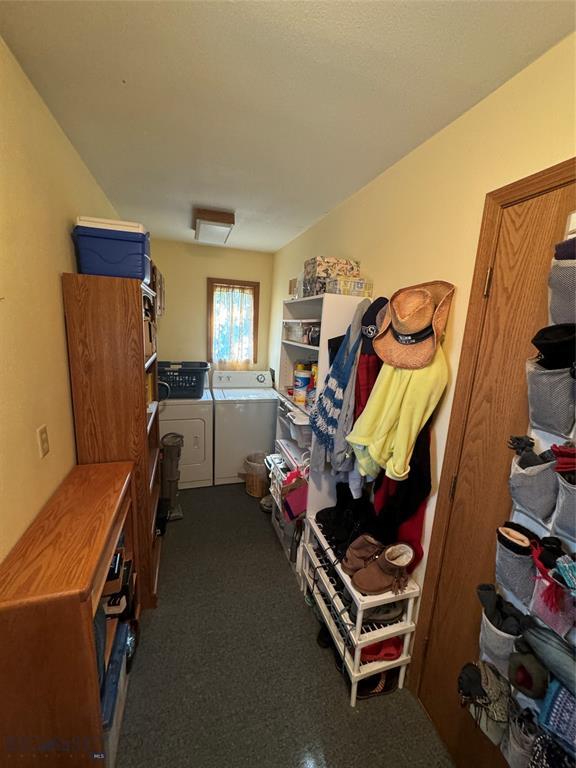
207 277 260 364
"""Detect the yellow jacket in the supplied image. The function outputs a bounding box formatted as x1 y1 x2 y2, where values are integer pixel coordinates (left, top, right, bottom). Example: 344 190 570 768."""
346 346 448 481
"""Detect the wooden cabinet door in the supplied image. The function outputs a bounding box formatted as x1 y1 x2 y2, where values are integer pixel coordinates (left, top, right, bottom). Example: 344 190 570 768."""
417 172 575 766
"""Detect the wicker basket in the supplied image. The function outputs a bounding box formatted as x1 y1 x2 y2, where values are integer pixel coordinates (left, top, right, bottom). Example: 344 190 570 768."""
243 452 270 498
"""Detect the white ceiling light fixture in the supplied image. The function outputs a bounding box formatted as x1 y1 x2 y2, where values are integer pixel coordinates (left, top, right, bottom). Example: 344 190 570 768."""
192 207 235 245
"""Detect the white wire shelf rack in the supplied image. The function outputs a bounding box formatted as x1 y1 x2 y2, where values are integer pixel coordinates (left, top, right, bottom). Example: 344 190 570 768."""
302 516 420 706
303 543 416 647
306 518 420 609
275 439 310 472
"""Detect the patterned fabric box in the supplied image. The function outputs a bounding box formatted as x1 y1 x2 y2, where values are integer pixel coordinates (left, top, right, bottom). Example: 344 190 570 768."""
303 257 360 280
325 277 373 297
303 277 328 297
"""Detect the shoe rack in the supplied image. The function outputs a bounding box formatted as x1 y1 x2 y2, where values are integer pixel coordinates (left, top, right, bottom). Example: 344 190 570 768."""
301 518 420 706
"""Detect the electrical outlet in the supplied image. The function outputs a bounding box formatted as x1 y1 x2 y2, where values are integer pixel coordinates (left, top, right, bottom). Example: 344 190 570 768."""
37 425 50 458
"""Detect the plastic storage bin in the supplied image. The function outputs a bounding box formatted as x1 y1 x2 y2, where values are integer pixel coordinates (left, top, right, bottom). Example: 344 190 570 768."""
72 225 151 283
158 361 210 399
283 320 321 344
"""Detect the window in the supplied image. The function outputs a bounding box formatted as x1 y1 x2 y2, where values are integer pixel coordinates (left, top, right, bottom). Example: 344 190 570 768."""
207 278 259 367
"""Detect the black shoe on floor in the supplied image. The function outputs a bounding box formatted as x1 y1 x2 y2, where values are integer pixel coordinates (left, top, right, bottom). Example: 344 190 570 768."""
316 624 332 649
356 668 400 699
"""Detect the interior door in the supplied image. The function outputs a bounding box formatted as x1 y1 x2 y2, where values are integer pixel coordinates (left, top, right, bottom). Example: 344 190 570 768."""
418 175 575 765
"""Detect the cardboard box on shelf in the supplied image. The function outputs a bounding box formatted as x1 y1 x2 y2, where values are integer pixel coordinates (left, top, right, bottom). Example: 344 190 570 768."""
303 257 360 280
303 277 328 297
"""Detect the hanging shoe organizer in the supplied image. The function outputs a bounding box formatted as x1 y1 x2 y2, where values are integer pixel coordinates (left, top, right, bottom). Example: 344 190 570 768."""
301 518 420 706
462 210 576 766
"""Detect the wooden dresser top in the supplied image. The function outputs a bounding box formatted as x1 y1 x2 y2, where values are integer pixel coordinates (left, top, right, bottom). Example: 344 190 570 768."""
0 462 133 607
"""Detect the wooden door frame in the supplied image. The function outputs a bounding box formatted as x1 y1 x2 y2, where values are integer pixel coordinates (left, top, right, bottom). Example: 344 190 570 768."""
408 157 576 695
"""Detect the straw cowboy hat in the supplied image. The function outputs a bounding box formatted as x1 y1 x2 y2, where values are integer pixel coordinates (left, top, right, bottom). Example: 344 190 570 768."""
373 280 455 369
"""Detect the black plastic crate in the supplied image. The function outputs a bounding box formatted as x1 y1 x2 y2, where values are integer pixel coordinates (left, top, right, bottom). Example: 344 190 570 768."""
158 361 210 399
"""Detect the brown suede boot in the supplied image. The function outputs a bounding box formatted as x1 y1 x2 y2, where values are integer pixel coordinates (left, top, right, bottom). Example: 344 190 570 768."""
341 534 385 576
352 543 414 594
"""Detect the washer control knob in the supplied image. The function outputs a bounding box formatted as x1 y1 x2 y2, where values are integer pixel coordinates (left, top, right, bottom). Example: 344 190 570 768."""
256 374 265 383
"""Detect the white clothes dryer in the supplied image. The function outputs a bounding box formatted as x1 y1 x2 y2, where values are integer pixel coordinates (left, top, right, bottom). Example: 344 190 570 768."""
159 390 213 488
212 371 279 485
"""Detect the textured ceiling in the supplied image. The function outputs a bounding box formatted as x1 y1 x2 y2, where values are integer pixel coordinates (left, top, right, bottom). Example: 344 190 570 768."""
1 1 574 251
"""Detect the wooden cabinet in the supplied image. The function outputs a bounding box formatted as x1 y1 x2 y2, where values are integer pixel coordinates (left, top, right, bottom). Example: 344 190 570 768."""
0 462 135 766
62 273 162 609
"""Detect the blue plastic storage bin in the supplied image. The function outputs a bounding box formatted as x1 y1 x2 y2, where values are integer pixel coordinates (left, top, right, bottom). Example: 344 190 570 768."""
158 361 210 399
72 226 151 283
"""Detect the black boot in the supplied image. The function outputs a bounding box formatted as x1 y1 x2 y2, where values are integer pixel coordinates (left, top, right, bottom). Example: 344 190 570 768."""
316 483 355 545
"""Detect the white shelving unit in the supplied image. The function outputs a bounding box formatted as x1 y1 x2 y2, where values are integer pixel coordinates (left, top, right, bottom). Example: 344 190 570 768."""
269 293 367 578
302 518 420 706
276 293 367 510
282 340 320 352
266 452 303 574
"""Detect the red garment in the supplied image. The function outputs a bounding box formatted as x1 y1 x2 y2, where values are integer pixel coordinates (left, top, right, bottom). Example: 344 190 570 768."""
551 443 576 473
372 424 431 572
361 636 403 662
397 497 427 573
373 474 396 517
354 353 382 420
371 479 427 572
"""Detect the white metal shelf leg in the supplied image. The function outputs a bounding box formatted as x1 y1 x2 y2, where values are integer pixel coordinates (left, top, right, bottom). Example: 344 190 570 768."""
350 680 358 707
398 597 415 689
296 531 304 591
302 544 310 597
354 606 363 644
350 645 362 707
398 664 407 689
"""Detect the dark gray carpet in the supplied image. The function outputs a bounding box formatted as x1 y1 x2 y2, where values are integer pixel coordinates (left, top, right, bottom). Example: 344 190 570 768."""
118 485 453 768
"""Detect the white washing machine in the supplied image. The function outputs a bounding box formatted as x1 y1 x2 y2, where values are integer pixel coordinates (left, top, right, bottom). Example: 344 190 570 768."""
212 370 279 485
159 390 213 488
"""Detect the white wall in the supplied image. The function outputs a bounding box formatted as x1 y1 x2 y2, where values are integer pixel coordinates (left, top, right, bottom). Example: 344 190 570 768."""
268 34 576 583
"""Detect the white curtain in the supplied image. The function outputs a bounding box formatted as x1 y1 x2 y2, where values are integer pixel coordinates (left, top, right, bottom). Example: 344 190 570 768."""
212 284 254 370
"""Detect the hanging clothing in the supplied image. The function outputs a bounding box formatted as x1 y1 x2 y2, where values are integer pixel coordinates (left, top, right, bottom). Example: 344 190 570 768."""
372 422 431 541
354 296 388 419
346 345 448 481
330 300 370 472
354 354 382 420
310 299 369 472
397 497 427 573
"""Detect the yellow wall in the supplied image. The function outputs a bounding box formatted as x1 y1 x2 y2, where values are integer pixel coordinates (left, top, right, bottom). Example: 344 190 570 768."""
0 39 117 562
152 239 274 369
269 34 576 578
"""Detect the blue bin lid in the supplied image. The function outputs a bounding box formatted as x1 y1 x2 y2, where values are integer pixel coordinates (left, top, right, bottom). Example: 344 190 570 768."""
72 225 149 242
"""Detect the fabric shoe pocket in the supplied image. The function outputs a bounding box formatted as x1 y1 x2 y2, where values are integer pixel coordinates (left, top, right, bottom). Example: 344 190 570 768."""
509 457 558 523
526 359 575 438
479 611 517 678
549 259 576 324
550 473 576 542
495 540 536 607
529 577 576 638
469 705 507 746
500 716 537 768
